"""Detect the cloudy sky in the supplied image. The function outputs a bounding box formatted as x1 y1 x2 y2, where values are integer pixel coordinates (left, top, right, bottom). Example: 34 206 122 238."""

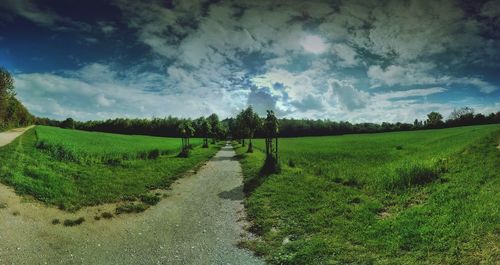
0 0 499 122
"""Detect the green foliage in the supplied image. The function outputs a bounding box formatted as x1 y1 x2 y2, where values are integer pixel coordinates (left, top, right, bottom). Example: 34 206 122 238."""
0 126 219 210
60 118 75 129
0 67 33 130
238 106 262 153
140 193 160 205
426 111 444 127
236 124 500 264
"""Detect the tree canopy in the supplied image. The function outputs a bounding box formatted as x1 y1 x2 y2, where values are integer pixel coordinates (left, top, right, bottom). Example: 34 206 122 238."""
0 67 33 130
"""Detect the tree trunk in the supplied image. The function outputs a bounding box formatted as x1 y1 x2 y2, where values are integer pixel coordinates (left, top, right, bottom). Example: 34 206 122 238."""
275 136 278 161
247 138 253 153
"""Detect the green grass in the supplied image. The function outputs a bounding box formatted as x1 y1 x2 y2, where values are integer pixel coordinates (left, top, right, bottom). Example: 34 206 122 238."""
35 126 203 164
0 126 219 211
236 124 500 264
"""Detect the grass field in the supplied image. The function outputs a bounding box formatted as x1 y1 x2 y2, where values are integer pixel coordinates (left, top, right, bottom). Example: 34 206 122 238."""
35 126 203 164
235 124 500 264
0 126 219 211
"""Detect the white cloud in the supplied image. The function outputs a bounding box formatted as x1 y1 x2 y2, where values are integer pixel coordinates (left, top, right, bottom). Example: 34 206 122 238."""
367 64 497 93
13 63 246 121
328 79 369 111
332 43 359 67
301 35 328 54
374 87 447 100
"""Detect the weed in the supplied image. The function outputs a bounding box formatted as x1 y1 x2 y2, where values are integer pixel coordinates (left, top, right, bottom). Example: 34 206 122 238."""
63 217 85 227
101 212 113 219
51 218 60 225
0 202 7 209
140 194 160 206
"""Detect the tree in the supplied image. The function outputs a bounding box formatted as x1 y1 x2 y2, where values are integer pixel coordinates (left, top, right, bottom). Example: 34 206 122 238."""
413 119 423 129
61 118 76 129
199 118 211 148
235 112 247 146
241 106 262 153
207 113 220 144
0 67 15 126
264 110 279 160
426 112 444 128
449 107 474 120
178 120 195 157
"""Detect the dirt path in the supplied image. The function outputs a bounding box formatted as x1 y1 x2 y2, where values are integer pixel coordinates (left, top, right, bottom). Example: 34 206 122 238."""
0 125 35 147
0 143 264 265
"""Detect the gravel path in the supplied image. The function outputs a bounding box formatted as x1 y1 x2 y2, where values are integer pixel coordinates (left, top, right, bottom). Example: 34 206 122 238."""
0 142 264 265
0 126 34 147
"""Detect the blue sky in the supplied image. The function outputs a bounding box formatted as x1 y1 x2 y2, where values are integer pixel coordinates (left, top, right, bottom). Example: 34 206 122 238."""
0 0 499 122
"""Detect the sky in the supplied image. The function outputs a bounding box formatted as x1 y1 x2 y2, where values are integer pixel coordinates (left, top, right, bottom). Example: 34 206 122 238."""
0 0 499 122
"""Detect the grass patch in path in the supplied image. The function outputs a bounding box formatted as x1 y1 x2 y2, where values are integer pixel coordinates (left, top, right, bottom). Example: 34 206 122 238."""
0 126 220 211
236 124 500 264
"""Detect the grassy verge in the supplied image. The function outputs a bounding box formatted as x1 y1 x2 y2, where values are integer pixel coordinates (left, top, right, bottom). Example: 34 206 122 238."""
236 124 500 264
0 126 220 211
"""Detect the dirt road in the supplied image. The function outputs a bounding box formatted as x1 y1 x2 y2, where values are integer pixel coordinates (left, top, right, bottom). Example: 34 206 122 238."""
0 125 34 147
0 142 264 264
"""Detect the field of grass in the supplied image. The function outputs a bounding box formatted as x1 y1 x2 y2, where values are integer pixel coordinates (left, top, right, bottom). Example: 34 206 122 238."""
235 124 500 264
0 126 219 211
35 126 203 164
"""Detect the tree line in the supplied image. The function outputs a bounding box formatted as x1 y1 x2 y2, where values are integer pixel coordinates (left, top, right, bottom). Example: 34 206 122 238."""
0 68 34 131
35 107 500 139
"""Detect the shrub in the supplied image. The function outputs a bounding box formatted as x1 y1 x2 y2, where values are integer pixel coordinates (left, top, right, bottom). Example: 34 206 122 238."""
63 217 85 226
101 212 113 219
140 194 160 206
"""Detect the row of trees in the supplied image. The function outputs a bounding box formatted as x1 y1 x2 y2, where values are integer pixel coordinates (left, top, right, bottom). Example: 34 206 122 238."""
176 114 227 156
0 68 34 131
36 115 228 139
36 108 499 140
